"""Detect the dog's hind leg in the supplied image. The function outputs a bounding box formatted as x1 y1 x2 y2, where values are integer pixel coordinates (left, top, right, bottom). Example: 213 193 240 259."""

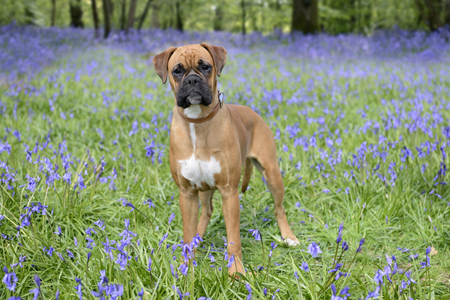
252 157 300 246
241 157 253 193
197 190 214 238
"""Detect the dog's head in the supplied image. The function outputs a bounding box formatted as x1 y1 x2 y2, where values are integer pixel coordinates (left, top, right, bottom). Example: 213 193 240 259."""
153 43 227 109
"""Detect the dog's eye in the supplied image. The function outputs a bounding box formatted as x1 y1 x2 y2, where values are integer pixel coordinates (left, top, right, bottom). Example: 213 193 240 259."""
202 65 210 71
174 69 182 74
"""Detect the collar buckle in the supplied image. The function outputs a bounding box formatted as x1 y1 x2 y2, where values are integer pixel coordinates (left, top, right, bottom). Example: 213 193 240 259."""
218 91 224 108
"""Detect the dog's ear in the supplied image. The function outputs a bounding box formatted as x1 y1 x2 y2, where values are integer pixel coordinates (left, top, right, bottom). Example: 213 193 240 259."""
201 43 227 77
153 47 177 84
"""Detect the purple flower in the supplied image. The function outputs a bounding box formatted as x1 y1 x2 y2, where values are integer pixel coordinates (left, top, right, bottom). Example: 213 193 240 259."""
329 263 343 273
307 242 322 257
373 270 384 285
118 198 135 212
356 238 365 252
2 266 18 291
147 257 152 272
74 277 82 300
54 226 61 235
144 198 155 209
245 283 252 300
301 261 309 272
342 241 349 251
249 229 261 241
108 284 123 300
168 213 176 224
67 249 75 258
172 285 189 299
94 219 105 230
269 241 278 257
86 227 97 236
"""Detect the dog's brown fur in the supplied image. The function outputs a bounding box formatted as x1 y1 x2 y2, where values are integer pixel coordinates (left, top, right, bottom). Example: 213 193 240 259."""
153 43 299 275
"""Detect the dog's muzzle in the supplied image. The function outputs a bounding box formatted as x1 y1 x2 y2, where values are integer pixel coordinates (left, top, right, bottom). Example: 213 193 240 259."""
176 74 212 109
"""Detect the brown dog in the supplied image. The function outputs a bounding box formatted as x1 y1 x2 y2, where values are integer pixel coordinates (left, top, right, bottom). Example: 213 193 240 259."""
153 43 299 275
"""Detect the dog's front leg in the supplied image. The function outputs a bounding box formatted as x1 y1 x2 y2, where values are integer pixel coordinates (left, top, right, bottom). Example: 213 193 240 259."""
220 187 245 276
179 189 200 247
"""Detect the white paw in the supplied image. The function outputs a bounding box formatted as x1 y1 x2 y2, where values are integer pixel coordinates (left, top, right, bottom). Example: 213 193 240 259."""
285 238 300 246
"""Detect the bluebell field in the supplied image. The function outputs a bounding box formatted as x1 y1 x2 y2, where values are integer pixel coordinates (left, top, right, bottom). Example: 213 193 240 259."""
0 24 449 299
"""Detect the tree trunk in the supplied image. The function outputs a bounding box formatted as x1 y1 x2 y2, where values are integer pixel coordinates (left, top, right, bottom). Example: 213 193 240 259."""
274 0 282 31
175 0 183 31
423 0 443 31
51 0 56 26
241 0 246 35
414 0 426 26
102 0 111 38
24 1 36 25
445 0 450 25
151 2 160 28
291 0 319 34
70 0 84 28
120 0 127 31
138 0 153 32
91 0 100 37
213 2 224 31
126 0 137 34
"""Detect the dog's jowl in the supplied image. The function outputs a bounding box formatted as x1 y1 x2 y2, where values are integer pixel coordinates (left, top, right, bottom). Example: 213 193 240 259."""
153 43 300 276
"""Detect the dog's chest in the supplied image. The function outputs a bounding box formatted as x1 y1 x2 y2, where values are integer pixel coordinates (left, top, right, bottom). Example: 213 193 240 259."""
178 122 221 188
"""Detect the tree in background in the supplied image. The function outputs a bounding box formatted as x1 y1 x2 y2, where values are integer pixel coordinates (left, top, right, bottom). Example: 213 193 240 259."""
24 1 37 25
151 2 160 28
4 0 450 35
175 0 183 32
422 0 443 31
213 0 225 31
102 0 111 38
50 0 56 26
291 0 319 34
446 0 450 25
91 0 100 37
69 0 84 28
120 0 127 30
126 0 137 34
138 0 153 32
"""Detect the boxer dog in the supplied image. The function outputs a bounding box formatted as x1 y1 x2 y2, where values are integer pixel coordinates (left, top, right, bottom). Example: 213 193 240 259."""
153 43 299 276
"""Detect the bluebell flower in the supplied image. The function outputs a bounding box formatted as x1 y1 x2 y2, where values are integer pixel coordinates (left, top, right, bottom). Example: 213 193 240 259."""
108 284 123 300
329 263 343 273
356 238 365 252
74 277 82 300
168 213 176 224
245 283 252 300
341 241 348 251
249 229 261 241
2 266 18 291
307 242 322 257
94 219 105 230
301 261 309 272
54 226 61 235
143 198 155 209
118 198 135 212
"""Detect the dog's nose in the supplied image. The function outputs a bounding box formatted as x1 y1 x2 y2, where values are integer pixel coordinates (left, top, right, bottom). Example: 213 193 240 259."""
185 75 200 86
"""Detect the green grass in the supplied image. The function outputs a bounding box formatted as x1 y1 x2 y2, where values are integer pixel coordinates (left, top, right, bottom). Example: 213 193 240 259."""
0 44 449 299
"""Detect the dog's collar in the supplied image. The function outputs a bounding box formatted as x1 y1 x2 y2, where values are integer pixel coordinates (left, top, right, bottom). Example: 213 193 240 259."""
178 91 224 124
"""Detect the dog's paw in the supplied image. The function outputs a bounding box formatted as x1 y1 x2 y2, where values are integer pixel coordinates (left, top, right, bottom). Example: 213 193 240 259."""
285 238 300 247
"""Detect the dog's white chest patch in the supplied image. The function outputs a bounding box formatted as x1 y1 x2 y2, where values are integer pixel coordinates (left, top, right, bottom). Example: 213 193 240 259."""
179 123 221 188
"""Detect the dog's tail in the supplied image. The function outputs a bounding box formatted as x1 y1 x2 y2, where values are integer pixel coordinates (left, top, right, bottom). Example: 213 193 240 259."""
241 157 253 193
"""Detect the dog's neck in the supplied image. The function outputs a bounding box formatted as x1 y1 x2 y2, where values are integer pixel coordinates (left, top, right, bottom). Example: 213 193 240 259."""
177 89 221 122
